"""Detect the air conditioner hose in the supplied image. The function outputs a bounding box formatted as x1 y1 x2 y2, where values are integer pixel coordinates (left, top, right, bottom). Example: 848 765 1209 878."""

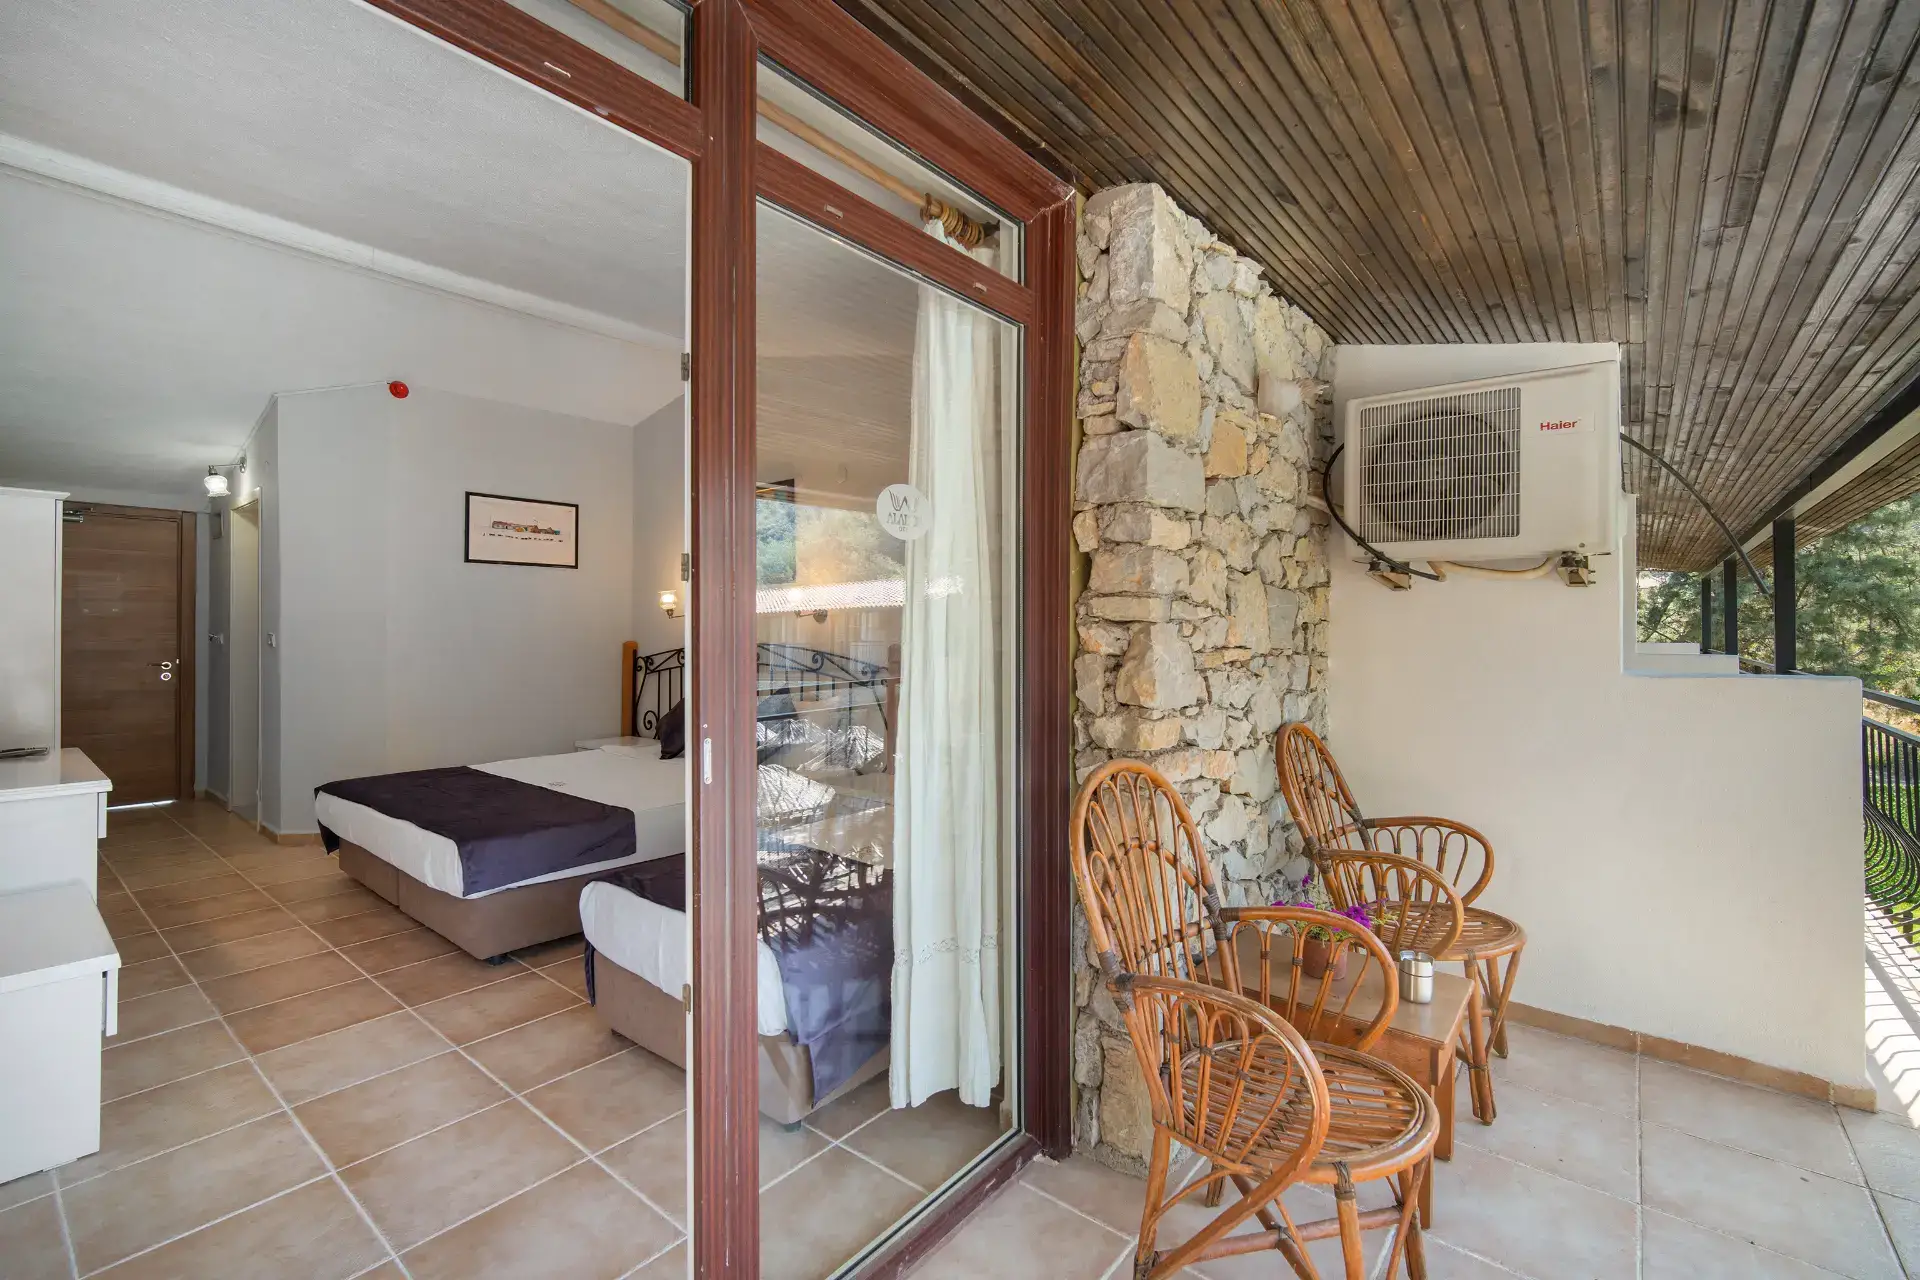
1426 557 1559 580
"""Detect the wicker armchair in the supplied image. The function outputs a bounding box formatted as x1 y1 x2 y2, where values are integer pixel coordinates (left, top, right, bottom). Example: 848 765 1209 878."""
1277 722 1528 1123
1073 760 1437 1279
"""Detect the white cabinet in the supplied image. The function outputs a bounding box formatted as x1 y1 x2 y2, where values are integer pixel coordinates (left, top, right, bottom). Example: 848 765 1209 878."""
0 882 120 1184
0 487 65 756
0 749 112 898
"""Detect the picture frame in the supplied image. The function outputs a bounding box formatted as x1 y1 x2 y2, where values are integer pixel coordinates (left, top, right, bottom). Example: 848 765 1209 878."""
464 491 579 568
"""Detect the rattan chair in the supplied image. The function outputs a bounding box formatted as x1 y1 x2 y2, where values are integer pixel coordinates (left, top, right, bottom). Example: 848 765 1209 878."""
1073 760 1438 1279
1277 722 1528 1123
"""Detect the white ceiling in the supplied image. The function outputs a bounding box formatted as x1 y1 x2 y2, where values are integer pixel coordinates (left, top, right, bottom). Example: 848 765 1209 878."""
0 170 682 496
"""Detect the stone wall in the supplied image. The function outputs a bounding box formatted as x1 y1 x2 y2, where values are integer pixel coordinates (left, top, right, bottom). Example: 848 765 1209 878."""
1069 183 1335 1170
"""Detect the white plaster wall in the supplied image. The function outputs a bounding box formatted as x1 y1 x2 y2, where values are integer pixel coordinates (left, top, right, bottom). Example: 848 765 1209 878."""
629 394 686 660
1328 345 1866 1088
267 383 636 832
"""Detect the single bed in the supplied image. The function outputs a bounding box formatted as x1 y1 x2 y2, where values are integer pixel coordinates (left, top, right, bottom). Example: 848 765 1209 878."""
582 640 900 1123
314 649 692 961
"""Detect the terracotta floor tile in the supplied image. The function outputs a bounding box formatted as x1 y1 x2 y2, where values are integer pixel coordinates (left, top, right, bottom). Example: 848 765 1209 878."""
201 952 363 1015
286 888 394 924
234 855 342 888
1424 1145 1636 1280
310 905 425 948
539 958 590 999
144 887 278 929
339 1101 579 1251
92 1177 389 1280
339 928 457 976
264 871 361 905
62 1114 325 1275
908 1183 1126 1280
401 1161 678 1280
226 979 404 1054
177 925 330 981
465 1005 628 1092
162 905 304 953
112 858 236 892
1641 1060 1860 1184
758 1146 923 1280
523 1048 682 1152
298 1052 505 1168
112 931 172 965
1450 1072 1639 1199
1641 1124 1898 1279
1641 1208 1841 1280
416 971 582 1045
378 951 523 1006
600 1114 690 1226
841 1089 1007 1191
804 1074 891 1140
130 871 252 909
0 1189 73 1280
255 1011 450 1106
118 955 193 1001
0 1169 54 1213
511 936 586 967
103 1020 246 1102
630 1241 686 1278
112 982 219 1045
58 1061 278 1188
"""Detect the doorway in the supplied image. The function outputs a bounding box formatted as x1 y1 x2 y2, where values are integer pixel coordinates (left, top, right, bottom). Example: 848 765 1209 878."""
59 502 196 805
227 499 261 822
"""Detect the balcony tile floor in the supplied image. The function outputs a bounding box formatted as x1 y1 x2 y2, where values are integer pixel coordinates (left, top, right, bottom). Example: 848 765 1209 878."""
911 980 1920 1279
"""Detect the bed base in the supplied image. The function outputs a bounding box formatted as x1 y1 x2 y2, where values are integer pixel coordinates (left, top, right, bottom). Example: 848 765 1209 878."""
591 950 889 1126
336 840 608 962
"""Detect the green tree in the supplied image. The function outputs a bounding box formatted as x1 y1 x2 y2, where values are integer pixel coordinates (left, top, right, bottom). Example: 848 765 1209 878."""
1637 493 1920 696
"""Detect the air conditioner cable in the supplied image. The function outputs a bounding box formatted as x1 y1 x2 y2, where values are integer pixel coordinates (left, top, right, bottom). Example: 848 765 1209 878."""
1321 443 1443 582
1618 433 1770 600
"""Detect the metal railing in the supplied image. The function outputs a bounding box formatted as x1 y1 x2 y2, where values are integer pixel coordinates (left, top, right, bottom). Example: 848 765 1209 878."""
1862 691 1920 931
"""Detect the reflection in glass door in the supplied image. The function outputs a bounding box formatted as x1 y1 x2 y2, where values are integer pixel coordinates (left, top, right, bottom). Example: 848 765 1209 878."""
751 202 1022 1278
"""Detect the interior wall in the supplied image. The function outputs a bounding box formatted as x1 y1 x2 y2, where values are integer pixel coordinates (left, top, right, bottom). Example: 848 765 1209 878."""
268 383 637 832
629 394 685 660
1327 344 1867 1089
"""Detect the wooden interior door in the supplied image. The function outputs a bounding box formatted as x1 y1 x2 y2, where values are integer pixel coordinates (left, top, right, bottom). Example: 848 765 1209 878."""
61 503 196 805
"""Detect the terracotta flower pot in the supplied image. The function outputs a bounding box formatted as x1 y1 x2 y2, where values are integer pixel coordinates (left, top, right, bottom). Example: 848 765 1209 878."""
1300 936 1349 981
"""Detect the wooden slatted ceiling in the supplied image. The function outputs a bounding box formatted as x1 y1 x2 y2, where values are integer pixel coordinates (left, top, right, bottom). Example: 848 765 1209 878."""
842 0 1920 571
1751 428 1920 568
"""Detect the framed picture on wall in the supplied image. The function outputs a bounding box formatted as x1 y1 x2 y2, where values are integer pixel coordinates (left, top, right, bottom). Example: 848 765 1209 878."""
465 492 579 568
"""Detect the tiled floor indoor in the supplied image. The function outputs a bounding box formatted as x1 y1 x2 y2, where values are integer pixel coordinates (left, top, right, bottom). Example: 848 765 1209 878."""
0 800 1001 1280
910 984 1920 1279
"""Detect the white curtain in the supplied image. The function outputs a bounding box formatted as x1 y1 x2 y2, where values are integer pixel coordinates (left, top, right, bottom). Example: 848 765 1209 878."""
889 222 1003 1109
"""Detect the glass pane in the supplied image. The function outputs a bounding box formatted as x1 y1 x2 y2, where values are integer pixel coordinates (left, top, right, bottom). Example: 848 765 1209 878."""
758 60 1022 282
754 202 1021 1275
503 0 687 99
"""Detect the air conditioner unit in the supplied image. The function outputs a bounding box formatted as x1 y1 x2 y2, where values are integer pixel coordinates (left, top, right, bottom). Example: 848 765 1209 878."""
1341 360 1619 564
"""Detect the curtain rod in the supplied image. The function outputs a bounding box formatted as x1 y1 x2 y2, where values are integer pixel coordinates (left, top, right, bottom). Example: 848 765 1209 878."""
563 0 997 248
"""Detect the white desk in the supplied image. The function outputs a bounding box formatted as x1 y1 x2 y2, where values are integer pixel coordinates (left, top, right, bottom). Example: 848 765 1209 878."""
0 881 120 1183
0 748 112 897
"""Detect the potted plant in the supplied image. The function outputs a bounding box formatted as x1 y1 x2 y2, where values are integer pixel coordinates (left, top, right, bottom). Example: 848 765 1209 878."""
1272 869 1376 980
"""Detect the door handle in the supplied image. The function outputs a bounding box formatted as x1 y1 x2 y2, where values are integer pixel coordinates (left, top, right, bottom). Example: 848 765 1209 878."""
149 659 177 682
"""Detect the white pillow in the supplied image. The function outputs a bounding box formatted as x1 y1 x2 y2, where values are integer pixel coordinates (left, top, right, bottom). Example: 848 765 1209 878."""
597 739 663 761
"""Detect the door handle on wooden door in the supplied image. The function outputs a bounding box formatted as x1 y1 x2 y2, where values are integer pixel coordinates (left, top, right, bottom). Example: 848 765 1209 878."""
148 659 177 682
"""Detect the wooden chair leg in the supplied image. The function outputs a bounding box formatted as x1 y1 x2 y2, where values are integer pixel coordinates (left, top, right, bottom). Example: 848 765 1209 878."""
1462 982 1495 1124
1333 1164 1366 1280
1202 1163 1224 1208
1135 1127 1171 1279
1400 1162 1430 1280
1483 950 1522 1059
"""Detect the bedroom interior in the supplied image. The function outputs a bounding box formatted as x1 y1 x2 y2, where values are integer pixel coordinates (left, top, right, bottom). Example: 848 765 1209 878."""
0 1 1077 1277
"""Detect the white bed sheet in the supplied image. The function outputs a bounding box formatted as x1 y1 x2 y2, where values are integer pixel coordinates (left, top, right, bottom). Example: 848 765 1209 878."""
580 880 788 1036
313 748 686 900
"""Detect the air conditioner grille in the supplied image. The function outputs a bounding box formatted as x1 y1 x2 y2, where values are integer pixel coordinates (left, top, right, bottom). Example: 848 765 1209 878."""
1358 386 1521 543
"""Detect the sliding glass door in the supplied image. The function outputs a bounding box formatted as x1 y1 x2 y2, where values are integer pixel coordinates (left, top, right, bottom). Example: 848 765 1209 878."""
748 199 1022 1277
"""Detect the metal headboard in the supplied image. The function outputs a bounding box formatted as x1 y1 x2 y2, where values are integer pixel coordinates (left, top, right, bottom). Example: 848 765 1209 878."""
630 647 686 738
625 642 895 754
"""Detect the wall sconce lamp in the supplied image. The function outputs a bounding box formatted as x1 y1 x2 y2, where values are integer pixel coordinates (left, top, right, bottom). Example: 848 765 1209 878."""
203 455 246 498
658 590 682 619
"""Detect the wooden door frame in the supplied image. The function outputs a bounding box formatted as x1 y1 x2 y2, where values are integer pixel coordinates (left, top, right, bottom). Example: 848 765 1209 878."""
320 2 1075 1275
62 502 198 804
